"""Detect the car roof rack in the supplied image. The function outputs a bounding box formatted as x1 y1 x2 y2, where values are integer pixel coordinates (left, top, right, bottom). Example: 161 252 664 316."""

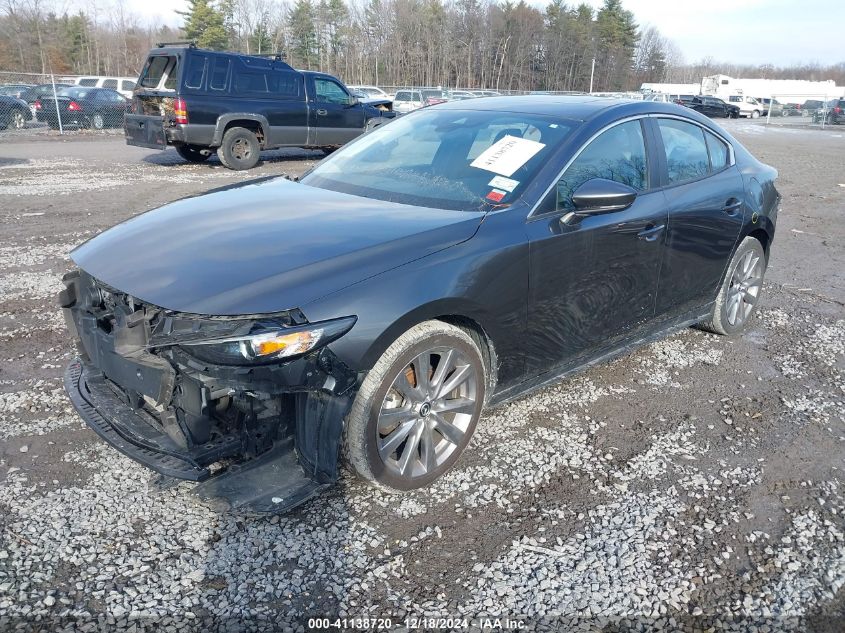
156 41 197 48
250 52 288 61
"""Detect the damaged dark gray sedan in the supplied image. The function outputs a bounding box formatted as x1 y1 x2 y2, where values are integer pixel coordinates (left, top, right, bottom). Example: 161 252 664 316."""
60 96 779 512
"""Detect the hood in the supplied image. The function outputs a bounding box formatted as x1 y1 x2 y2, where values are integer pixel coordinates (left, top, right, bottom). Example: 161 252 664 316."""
71 178 484 316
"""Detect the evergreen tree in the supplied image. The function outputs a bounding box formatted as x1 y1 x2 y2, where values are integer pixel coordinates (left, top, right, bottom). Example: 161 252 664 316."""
177 0 230 50
288 0 317 68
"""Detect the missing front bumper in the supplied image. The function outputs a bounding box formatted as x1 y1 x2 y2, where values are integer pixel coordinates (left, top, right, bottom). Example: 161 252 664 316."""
64 357 342 513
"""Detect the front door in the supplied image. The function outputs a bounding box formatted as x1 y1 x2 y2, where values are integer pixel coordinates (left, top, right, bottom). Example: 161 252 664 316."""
310 76 365 145
525 118 668 374
652 117 745 318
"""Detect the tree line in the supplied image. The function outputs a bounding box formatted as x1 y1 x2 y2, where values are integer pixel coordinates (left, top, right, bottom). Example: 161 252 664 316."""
1 0 843 93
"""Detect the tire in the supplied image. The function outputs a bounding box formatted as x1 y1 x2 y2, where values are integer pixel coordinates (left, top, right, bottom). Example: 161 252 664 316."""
91 113 105 129
8 110 25 129
750 110 760 119
176 145 211 163
700 236 767 336
216 127 260 170
345 320 487 492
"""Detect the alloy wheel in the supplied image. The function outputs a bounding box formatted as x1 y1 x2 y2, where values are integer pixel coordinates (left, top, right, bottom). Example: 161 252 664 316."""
376 347 479 479
726 249 763 326
11 111 24 129
92 113 104 129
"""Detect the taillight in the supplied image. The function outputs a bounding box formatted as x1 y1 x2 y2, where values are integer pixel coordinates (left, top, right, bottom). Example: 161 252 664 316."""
67 101 82 111
34 99 41 110
174 98 188 124
835 106 842 114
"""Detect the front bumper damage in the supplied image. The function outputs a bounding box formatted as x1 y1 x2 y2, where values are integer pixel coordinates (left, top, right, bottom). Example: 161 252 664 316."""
59 270 358 513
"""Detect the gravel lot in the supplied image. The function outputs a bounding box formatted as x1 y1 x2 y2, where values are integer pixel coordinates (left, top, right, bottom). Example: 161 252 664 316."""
1 121 844 632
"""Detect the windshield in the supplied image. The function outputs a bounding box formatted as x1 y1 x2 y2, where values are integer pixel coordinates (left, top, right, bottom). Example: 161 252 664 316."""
301 109 575 211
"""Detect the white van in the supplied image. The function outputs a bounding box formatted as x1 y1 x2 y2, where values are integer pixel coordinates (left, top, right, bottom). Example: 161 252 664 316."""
74 76 137 99
727 95 764 118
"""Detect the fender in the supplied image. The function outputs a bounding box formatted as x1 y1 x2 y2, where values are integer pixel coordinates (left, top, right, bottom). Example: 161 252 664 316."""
212 113 271 146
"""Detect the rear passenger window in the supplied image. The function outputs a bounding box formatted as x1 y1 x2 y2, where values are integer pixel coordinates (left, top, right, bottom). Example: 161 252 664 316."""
556 119 648 211
705 131 729 170
395 91 409 101
209 57 231 91
183 55 207 89
139 56 175 89
657 119 710 184
121 80 136 91
78 78 97 87
102 79 117 89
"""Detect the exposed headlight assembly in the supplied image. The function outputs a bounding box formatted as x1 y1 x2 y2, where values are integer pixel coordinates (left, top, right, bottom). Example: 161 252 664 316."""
181 316 356 366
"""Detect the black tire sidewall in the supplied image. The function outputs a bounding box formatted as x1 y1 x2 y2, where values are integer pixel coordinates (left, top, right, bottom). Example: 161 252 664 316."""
362 332 485 491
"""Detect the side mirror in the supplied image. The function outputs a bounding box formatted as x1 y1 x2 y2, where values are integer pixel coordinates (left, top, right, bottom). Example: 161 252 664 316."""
346 95 359 107
570 178 637 215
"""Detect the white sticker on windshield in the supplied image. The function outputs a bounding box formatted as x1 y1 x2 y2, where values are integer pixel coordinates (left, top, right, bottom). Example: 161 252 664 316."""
488 175 519 192
471 135 546 177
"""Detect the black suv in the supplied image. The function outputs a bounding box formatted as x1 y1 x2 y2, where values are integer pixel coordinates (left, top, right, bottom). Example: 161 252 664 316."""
812 99 845 125
685 96 740 119
125 43 396 169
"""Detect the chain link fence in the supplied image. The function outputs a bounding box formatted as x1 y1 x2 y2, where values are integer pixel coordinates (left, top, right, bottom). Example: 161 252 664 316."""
0 70 133 139
763 94 845 128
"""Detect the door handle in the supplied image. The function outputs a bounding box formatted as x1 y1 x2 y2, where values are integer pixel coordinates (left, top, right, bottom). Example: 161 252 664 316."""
637 223 665 242
316 109 328 116
723 198 742 215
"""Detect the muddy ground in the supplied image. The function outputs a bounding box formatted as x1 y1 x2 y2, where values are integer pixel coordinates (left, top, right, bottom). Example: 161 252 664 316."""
0 120 844 632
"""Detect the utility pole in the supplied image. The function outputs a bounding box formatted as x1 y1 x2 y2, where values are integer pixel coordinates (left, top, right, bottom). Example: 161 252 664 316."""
589 57 596 94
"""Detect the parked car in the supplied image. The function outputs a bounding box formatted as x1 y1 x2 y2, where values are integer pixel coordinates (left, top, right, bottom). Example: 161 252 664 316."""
347 85 390 99
18 83 74 113
673 95 696 107
686 96 740 118
60 96 779 512
348 88 393 111
727 95 763 118
35 86 129 129
125 43 397 170
812 98 845 124
74 76 138 99
0 95 33 130
0 84 33 99
801 100 825 116
645 93 694 104
756 98 783 117
448 90 476 100
392 89 424 113
421 89 448 106
782 103 803 116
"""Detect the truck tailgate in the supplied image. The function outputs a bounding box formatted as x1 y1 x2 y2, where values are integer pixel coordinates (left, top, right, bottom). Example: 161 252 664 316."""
125 114 166 149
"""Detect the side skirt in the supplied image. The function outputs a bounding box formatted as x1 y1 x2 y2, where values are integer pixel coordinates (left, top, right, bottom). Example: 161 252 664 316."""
488 306 712 409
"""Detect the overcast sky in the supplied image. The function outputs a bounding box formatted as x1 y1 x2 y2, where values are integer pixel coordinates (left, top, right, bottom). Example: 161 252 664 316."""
118 0 841 67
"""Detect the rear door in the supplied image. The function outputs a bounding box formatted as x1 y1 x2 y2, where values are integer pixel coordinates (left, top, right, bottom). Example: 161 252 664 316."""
310 76 364 145
652 117 745 319
124 53 180 149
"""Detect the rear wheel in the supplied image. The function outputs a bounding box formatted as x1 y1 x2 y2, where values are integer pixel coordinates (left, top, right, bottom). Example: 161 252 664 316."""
750 110 760 119
217 127 260 170
176 144 211 163
8 110 25 129
91 113 105 129
700 236 767 335
345 320 487 492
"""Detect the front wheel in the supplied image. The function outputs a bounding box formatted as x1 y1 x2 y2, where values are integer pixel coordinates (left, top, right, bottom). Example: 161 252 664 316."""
176 144 211 163
700 236 767 335
345 320 487 492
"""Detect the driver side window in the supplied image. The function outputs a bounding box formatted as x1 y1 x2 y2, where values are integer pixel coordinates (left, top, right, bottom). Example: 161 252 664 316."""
315 78 349 104
556 119 648 211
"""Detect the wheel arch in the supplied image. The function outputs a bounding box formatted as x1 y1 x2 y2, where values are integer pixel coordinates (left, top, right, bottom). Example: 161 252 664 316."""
212 114 269 146
356 299 501 394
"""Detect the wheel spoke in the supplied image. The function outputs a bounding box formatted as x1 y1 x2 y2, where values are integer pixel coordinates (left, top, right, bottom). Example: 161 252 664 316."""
393 372 419 404
379 419 417 459
743 288 759 306
419 421 436 473
741 251 754 276
744 255 760 279
414 352 432 396
433 396 475 415
397 421 424 476
430 349 455 394
727 292 741 324
436 363 473 399
432 413 465 446
377 406 415 431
